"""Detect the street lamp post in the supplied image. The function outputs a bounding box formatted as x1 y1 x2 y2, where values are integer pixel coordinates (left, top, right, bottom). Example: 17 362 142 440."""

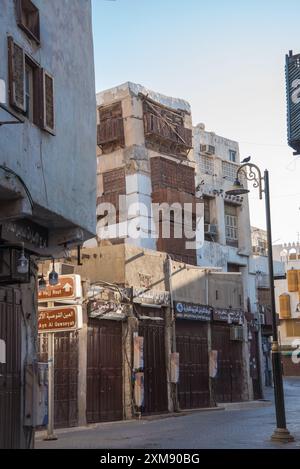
226 162 294 443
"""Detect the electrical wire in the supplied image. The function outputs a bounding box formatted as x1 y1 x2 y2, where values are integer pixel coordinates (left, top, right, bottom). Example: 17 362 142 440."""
0 165 34 210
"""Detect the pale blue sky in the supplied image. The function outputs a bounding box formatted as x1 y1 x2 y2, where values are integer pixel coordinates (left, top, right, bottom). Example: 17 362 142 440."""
92 0 300 244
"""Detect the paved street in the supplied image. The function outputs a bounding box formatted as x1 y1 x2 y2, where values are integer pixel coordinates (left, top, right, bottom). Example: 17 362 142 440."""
36 378 300 449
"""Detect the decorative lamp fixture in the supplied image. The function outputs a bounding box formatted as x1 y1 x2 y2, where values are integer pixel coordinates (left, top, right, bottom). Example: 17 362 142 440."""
49 259 59 286
38 274 47 291
226 178 250 196
16 243 29 275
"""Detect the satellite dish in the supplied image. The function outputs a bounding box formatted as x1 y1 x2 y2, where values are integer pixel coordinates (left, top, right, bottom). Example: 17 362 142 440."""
0 79 6 104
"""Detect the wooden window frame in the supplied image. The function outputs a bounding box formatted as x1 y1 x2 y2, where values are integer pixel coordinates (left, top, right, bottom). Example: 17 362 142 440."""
24 55 41 126
8 36 26 112
225 204 238 243
8 36 55 135
41 70 55 135
16 0 40 45
229 149 237 163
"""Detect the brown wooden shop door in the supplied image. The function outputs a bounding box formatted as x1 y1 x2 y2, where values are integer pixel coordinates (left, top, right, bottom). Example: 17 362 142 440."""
211 324 243 403
0 288 21 449
176 321 210 409
38 332 79 428
87 320 123 423
139 319 168 414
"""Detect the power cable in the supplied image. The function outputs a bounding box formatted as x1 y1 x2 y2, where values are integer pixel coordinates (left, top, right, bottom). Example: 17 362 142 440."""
0 165 34 210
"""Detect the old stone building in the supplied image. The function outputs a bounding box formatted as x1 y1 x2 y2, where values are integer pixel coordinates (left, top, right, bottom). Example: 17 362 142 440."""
37 244 251 429
96 82 197 265
89 83 264 414
0 0 96 448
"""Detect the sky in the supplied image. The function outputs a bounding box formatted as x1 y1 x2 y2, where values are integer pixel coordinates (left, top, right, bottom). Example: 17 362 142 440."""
92 0 300 245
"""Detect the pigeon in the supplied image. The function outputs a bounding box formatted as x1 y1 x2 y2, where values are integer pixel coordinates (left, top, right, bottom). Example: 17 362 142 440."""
241 156 251 163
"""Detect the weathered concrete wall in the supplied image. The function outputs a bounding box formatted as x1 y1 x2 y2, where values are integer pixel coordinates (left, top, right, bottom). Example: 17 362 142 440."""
20 269 38 449
96 82 195 249
123 316 138 420
0 0 96 237
124 245 167 290
75 245 126 285
208 272 243 309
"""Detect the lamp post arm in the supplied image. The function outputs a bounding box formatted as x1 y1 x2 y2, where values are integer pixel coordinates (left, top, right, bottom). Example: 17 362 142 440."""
237 163 264 200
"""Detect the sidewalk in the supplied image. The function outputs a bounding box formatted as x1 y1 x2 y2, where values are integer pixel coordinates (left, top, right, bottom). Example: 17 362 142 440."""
35 378 300 449
35 399 274 442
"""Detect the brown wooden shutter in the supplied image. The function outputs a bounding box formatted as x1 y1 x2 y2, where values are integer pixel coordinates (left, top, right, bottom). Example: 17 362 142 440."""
7 36 26 112
15 0 40 44
40 69 55 135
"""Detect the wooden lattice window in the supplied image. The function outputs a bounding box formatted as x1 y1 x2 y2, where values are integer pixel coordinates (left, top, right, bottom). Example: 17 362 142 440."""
97 102 125 153
42 70 55 134
16 0 40 44
142 96 192 158
8 36 26 112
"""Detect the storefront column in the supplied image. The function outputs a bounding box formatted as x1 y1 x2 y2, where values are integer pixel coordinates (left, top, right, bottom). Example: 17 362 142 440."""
123 313 138 420
165 306 175 413
78 305 88 427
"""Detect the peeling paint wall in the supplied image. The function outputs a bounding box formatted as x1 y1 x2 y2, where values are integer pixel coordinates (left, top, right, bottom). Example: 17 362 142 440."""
0 0 96 236
96 82 195 254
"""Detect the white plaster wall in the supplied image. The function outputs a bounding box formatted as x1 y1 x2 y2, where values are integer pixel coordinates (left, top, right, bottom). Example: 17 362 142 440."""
0 0 96 236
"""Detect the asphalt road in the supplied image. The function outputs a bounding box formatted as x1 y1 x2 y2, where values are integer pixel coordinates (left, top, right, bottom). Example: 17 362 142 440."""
35 378 300 449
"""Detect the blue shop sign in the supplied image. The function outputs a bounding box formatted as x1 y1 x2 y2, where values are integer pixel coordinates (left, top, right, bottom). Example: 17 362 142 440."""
174 301 212 321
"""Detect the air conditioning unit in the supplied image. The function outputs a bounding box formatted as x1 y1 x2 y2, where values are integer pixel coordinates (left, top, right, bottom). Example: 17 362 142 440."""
230 326 244 342
204 224 218 235
253 246 265 256
200 144 215 156
54 262 75 275
259 313 265 325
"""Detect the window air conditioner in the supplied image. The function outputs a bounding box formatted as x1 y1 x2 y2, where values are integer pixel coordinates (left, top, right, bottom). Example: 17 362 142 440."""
204 224 218 235
200 144 215 156
230 326 244 341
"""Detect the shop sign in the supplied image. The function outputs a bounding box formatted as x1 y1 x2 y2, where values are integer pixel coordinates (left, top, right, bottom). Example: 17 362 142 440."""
1 220 48 251
38 306 82 333
286 51 300 154
88 299 119 318
174 301 212 321
213 308 244 324
133 288 170 307
38 275 82 302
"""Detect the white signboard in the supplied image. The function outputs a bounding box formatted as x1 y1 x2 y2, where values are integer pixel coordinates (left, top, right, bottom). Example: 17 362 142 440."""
0 79 6 104
0 339 6 364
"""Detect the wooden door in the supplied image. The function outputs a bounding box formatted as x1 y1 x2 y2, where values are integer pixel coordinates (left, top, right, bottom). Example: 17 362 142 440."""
87 320 123 423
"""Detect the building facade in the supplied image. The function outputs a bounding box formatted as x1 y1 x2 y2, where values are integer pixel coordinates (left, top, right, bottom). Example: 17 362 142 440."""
93 84 264 405
0 0 96 448
251 227 285 387
193 125 263 398
37 244 252 429
273 242 300 376
96 82 197 265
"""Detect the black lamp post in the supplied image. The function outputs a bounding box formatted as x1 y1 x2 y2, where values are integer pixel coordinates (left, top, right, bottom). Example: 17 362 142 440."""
226 162 294 443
